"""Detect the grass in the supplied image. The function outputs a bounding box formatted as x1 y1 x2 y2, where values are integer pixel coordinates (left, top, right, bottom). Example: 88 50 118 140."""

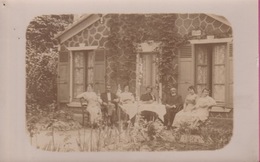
27 108 233 152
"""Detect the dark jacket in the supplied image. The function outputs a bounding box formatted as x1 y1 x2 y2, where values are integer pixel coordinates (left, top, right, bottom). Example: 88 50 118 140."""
140 93 156 101
100 92 118 104
164 94 183 111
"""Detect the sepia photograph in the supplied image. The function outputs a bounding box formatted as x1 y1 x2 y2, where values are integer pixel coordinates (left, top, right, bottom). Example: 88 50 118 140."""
26 13 233 152
1 0 258 161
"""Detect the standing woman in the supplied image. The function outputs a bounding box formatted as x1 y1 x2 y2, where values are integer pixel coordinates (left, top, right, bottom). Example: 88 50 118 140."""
172 86 197 128
191 88 216 128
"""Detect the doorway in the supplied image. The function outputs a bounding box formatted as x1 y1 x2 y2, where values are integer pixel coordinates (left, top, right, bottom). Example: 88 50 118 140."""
195 43 227 103
72 50 105 100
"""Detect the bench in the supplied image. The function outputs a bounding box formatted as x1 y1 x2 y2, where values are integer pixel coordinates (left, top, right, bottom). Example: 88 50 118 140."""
209 106 233 118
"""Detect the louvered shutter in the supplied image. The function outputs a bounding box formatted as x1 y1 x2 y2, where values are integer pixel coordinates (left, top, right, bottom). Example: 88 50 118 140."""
226 42 233 108
58 47 70 103
178 44 194 99
93 49 106 94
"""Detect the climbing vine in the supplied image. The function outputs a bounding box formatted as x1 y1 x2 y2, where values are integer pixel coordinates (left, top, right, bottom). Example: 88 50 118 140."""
107 14 189 92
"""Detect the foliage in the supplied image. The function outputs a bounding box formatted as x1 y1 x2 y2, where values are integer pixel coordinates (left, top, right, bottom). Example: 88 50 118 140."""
107 14 189 91
27 108 81 132
26 15 74 53
29 115 233 151
199 119 233 149
26 15 73 108
27 105 82 148
171 118 233 150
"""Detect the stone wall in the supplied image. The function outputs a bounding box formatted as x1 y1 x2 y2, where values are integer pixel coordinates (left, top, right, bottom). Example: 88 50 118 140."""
63 15 110 48
61 14 137 93
175 13 232 37
60 13 232 94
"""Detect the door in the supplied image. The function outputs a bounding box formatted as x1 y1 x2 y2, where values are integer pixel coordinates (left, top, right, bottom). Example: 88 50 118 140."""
71 49 106 100
178 44 194 99
195 44 211 95
195 43 228 104
139 52 159 100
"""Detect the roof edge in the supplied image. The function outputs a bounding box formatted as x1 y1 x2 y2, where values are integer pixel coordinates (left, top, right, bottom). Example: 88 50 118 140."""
54 14 92 39
205 14 231 27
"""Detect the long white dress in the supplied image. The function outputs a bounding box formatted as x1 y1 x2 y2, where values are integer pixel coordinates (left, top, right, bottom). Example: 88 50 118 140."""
192 96 216 122
172 94 197 128
76 92 102 124
119 92 135 104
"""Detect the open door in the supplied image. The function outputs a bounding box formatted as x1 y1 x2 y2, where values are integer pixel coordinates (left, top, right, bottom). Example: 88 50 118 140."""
139 52 158 101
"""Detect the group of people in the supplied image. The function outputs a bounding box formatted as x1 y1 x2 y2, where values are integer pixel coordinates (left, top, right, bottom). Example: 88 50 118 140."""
164 86 216 130
76 84 216 130
76 84 132 126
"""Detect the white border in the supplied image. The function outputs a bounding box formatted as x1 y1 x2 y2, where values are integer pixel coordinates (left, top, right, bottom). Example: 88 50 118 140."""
0 0 258 162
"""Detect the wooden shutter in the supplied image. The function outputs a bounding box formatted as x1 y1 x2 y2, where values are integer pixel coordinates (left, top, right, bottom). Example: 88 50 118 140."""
93 49 106 94
58 48 70 103
226 42 233 108
178 44 194 99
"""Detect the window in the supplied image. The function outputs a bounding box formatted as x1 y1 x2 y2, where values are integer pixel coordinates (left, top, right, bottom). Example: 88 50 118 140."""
195 43 227 103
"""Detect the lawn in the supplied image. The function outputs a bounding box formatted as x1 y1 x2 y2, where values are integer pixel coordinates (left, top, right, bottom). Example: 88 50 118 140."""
27 109 233 152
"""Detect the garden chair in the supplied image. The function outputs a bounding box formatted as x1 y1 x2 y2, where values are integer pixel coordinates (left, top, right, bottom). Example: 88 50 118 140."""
79 97 90 127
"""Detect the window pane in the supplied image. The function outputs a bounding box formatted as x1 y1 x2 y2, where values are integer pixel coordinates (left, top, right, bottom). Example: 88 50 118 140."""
196 47 208 65
197 66 207 84
213 65 225 84
213 85 225 102
213 45 226 64
74 52 84 67
74 68 84 84
73 52 85 98
73 85 84 98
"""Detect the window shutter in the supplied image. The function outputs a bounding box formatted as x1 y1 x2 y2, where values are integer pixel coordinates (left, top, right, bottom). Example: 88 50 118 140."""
58 47 70 103
227 42 233 108
93 49 106 94
178 44 194 99
229 43 233 57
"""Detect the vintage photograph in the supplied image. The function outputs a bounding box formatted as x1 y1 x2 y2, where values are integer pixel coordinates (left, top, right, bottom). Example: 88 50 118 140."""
26 13 233 152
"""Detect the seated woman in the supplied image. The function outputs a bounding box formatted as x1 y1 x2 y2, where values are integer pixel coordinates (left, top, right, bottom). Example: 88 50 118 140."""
120 85 135 104
76 84 102 125
140 86 157 121
140 86 156 104
172 86 198 128
117 85 135 123
190 88 216 128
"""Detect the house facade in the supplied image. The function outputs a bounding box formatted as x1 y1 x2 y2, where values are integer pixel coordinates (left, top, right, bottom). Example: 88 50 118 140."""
55 14 233 110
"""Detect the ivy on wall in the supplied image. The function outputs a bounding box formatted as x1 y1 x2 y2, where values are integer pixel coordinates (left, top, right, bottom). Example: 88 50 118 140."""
106 14 189 92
